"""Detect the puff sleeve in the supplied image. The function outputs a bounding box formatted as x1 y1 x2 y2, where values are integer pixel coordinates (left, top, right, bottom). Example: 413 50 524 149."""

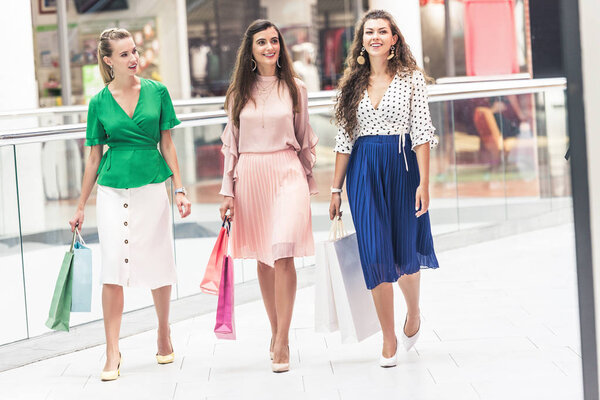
294 80 319 195
159 83 181 131
219 107 240 197
409 70 438 151
84 97 107 147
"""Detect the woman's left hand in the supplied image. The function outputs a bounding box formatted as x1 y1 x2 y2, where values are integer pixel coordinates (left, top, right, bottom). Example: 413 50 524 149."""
176 193 192 218
415 185 429 218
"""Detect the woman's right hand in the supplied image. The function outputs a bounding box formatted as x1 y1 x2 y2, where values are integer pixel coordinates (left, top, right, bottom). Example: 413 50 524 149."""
69 208 84 232
329 193 342 220
219 196 234 221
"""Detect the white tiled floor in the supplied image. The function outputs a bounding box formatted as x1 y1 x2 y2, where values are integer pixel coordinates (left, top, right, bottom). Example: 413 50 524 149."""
0 224 583 400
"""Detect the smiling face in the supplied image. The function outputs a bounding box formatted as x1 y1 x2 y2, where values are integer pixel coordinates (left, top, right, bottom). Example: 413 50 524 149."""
251 27 280 70
362 18 398 58
103 37 139 78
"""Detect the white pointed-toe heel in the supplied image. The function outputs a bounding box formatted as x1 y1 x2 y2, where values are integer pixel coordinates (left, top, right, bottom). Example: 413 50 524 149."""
379 337 398 368
401 316 421 352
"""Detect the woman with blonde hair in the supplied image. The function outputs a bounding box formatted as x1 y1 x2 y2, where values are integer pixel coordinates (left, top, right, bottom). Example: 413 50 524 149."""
69 28 191 380
219 19 318 373
329 10 439 367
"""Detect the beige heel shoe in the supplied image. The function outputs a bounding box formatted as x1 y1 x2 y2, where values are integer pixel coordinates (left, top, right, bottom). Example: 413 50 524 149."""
271 345 290 373
156 337 175 364
100 353 121 381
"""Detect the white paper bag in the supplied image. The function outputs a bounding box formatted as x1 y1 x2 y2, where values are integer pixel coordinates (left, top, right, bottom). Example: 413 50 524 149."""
314 218 380 343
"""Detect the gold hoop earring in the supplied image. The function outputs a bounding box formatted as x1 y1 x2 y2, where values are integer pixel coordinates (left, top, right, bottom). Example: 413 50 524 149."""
251 59 257 71
357 47 366 65
276 57 281 68
387 45 395 61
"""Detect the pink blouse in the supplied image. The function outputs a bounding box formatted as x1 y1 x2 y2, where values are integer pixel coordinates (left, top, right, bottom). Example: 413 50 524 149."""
220 76 318 197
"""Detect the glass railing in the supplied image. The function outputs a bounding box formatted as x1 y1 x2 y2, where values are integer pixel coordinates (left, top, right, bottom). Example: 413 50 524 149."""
0 78 569 345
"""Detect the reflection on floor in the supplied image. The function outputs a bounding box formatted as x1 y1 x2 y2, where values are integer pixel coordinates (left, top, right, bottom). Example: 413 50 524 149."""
0 224 582 400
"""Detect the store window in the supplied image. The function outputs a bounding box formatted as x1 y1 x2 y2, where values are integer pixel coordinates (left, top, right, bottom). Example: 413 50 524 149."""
30 0 185 106
420 0 531 80
186 0 368 97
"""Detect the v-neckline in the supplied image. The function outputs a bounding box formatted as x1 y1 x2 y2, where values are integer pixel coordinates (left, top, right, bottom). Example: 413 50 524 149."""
107 78 143 120
366 74 396 111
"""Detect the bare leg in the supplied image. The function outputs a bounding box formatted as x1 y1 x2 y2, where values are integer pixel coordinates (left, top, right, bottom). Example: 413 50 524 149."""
102 284 124 371
397 271 421 336
371 282 397 357
151 285 173 355
273 257 296 364
257 261 278 351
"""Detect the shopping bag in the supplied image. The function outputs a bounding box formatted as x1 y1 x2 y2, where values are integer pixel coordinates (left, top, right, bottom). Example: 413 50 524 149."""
214 255 236 340
314 226 339 333
71 230 92 312
45 229 77 331
201 217 231 295
316 218 380 343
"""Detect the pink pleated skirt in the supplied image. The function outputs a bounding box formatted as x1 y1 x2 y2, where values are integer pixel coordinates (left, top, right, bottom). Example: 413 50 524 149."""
231 148 314 267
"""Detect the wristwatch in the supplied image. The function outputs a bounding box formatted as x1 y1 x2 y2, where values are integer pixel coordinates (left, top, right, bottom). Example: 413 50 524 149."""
330 187 342 193
175 187 187 196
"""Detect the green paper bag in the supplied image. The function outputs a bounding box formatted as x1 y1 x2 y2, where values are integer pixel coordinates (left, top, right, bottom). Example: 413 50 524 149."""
45 229 77 332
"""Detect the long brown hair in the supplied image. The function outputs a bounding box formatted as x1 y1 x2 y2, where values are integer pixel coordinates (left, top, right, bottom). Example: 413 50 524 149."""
224 20 299 128
97 28 132 85
334 10 422 138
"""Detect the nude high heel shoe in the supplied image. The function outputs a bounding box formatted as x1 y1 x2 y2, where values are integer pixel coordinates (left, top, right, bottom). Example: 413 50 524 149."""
156 336 175 364
271 345 290 373
100 352 121 381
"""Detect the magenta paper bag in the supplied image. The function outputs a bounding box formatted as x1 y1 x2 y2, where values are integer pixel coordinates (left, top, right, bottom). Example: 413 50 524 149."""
214 255 236 340
201 217 230 295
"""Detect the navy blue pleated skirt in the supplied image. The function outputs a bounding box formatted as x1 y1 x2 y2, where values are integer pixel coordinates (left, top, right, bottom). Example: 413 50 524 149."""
346 134 439 290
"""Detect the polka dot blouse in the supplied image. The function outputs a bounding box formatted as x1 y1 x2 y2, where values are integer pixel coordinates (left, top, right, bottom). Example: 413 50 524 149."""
334 70 438 154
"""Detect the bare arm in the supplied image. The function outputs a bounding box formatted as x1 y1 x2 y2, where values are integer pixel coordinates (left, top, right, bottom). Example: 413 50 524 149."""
68 145 103 231
413 143 430 218
328 152 350 220
160 130 192 218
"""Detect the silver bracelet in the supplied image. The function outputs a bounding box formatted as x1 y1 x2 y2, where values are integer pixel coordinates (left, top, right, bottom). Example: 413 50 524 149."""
174 187 187 196
330 187 342 193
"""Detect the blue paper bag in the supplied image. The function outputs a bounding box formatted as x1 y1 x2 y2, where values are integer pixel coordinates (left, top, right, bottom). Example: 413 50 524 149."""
71 232 92 312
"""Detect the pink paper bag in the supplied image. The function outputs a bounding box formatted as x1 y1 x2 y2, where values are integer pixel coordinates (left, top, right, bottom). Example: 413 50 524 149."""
214 255 236 340
200 218 230 295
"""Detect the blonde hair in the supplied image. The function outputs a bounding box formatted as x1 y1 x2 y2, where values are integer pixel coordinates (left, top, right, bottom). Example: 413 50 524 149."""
97 28 132 84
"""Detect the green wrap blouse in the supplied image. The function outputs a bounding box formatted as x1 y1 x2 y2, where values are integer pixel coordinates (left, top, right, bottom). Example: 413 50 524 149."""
85 78 181 188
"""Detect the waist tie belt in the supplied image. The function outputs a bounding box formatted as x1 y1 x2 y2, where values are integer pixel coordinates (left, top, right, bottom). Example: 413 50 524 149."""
103 145 158 171
400 133 408 171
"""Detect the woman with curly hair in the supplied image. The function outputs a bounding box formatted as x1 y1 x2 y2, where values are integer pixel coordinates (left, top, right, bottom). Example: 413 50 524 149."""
329 10 439 367
219 19 318 373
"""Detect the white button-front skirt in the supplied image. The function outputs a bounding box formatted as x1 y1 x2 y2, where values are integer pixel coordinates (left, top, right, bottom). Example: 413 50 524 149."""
96 182 177 289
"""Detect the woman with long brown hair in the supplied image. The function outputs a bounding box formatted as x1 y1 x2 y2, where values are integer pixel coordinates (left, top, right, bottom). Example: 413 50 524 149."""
218 19 318 373
329 10 439 367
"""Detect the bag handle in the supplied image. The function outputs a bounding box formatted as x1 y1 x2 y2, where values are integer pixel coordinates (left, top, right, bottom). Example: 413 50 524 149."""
76 228 86 245
328 216 347 241
222 216 231 234
69 225 78 252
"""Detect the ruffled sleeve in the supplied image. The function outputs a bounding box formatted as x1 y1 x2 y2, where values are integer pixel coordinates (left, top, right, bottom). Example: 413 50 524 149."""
159 83 181 131
294 79 319 195
219 108 240 197
84 97 107 146
409 70 438 151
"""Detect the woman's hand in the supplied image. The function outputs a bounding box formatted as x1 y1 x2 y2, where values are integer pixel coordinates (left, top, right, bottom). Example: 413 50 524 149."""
329 193 342 220
219 196 234 221
176 193 192 218
415 185 430 217
69 208 84 232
